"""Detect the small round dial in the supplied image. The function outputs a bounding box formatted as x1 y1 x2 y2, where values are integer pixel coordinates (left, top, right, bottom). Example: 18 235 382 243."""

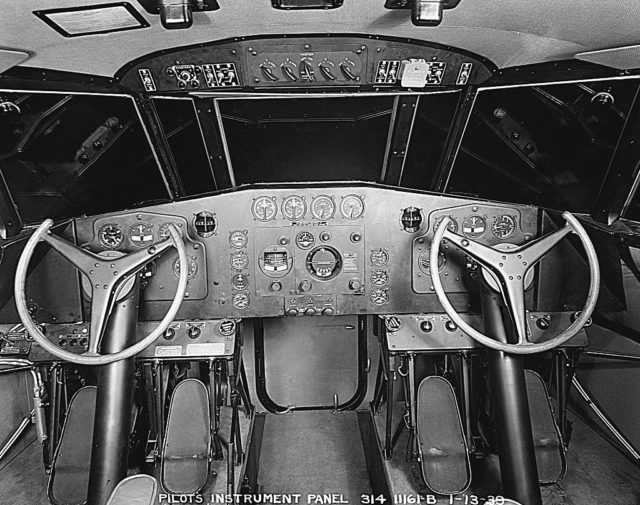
418 248 446 275
296 231 315 250
462 215 487 238
492 215 517 239
98 224 124 249
311 195 336 220
232 292 250 309
229 230 248 249
370 248 389 267
371 270 389 287
172 256 198 279
129 223 154 248
370 289 389 306
158 223 174 241
231 273 250 291
434 216 458 234
230 251 249 270
282 195 306 221
340 194 365 219
252 196 277 221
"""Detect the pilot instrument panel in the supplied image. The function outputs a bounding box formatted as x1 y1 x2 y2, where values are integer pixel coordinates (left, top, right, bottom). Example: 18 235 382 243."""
73 185 539 321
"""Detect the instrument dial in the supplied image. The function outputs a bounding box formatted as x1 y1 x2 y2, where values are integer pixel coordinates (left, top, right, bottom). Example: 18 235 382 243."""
230 251 249 270
340 194 365 220
172 256 198 279
229 230 248 249
418 248 446 275
129 223 154 248
158 223 174 241
295 231 315 250
282 195 306 221
311 195 336 220
370 248 389 267
232 292 250 309
231 273 250 291
306 246 342 280
462 215 487 239
370 289 389 306
252 196 277 221
98 224 124 249
492 215 517 239
371 270 389 287
434 216 458 234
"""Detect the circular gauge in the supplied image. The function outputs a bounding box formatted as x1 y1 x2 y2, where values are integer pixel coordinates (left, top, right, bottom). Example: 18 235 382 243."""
311 195 336 220
129 223 154 248
229 230 248 249
296 231 315 250
98 224 124 249
172 256 198 279
371 270 389 287
434 216 458 234
230 251 249 270
251 196 277 222
370 289 389 306
370 248 389 267
462 215 487 239
158 223 172 241
418 248 446 275
340 194 365 220
306 246 342 280
232 292 250 310
492 215 517 239
231 273 250 291
282 195 306 221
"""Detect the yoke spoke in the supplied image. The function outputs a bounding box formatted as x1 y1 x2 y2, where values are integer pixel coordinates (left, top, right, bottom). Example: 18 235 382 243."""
518 225 572 267
42 233 102 276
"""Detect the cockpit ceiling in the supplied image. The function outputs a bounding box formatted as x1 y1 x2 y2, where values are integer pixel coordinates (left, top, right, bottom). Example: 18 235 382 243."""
1 0 640 78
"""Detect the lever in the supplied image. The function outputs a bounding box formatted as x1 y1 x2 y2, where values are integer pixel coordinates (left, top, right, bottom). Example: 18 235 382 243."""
319 64 337 81
340 63 358 81
281 65 297 81
259 65 279 82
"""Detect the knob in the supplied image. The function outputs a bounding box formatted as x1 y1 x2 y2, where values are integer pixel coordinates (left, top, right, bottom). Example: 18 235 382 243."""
320 231 331 242
348 279 362 291
281 64 298 81
350 232 362 243
419 320 433 333
286 308 299 317
69 338 78 347
536 318 550 330
299 280 312 292
163 327 176 340
305 308 317 317
79 338 89 347
271 281 282 292
188 326 201 339
319 63 337 81
322 307 335 316
445 320 458 332
340 63 358 81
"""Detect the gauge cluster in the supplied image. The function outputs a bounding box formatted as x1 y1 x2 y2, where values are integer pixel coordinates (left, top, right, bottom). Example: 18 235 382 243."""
412 204 538 294
74 186 538 321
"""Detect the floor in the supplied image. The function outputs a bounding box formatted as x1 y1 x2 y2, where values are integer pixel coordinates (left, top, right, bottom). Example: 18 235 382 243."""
0 409 639 504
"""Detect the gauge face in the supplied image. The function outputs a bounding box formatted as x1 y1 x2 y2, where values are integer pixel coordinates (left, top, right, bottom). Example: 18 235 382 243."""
98 224 124 249
340 194 365 220
462 215 487 239
230 251 249 270
311 195 336 220
232 292 250 310
129 223 154 248
158 223 173 241
370 248 389 267
434 216 458 234
492 215 517 239
259 248 292 277
231 273 250 291
282 195 306 221
306 246 342 280
229 230 248 249
371 270 389 287
296 231 315 249
251 196 277 221
418 248 446 275
172 256 198 279
370 289 389 306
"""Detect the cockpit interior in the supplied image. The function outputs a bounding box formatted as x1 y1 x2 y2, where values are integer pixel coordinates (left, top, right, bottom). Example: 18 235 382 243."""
1 1 640 504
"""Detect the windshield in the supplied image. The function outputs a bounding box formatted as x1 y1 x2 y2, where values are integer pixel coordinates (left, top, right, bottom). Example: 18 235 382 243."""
1 79 639 226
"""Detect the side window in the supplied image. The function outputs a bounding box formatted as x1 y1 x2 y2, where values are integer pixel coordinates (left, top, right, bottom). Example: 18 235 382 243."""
0 92 170 223
447 79 640 212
